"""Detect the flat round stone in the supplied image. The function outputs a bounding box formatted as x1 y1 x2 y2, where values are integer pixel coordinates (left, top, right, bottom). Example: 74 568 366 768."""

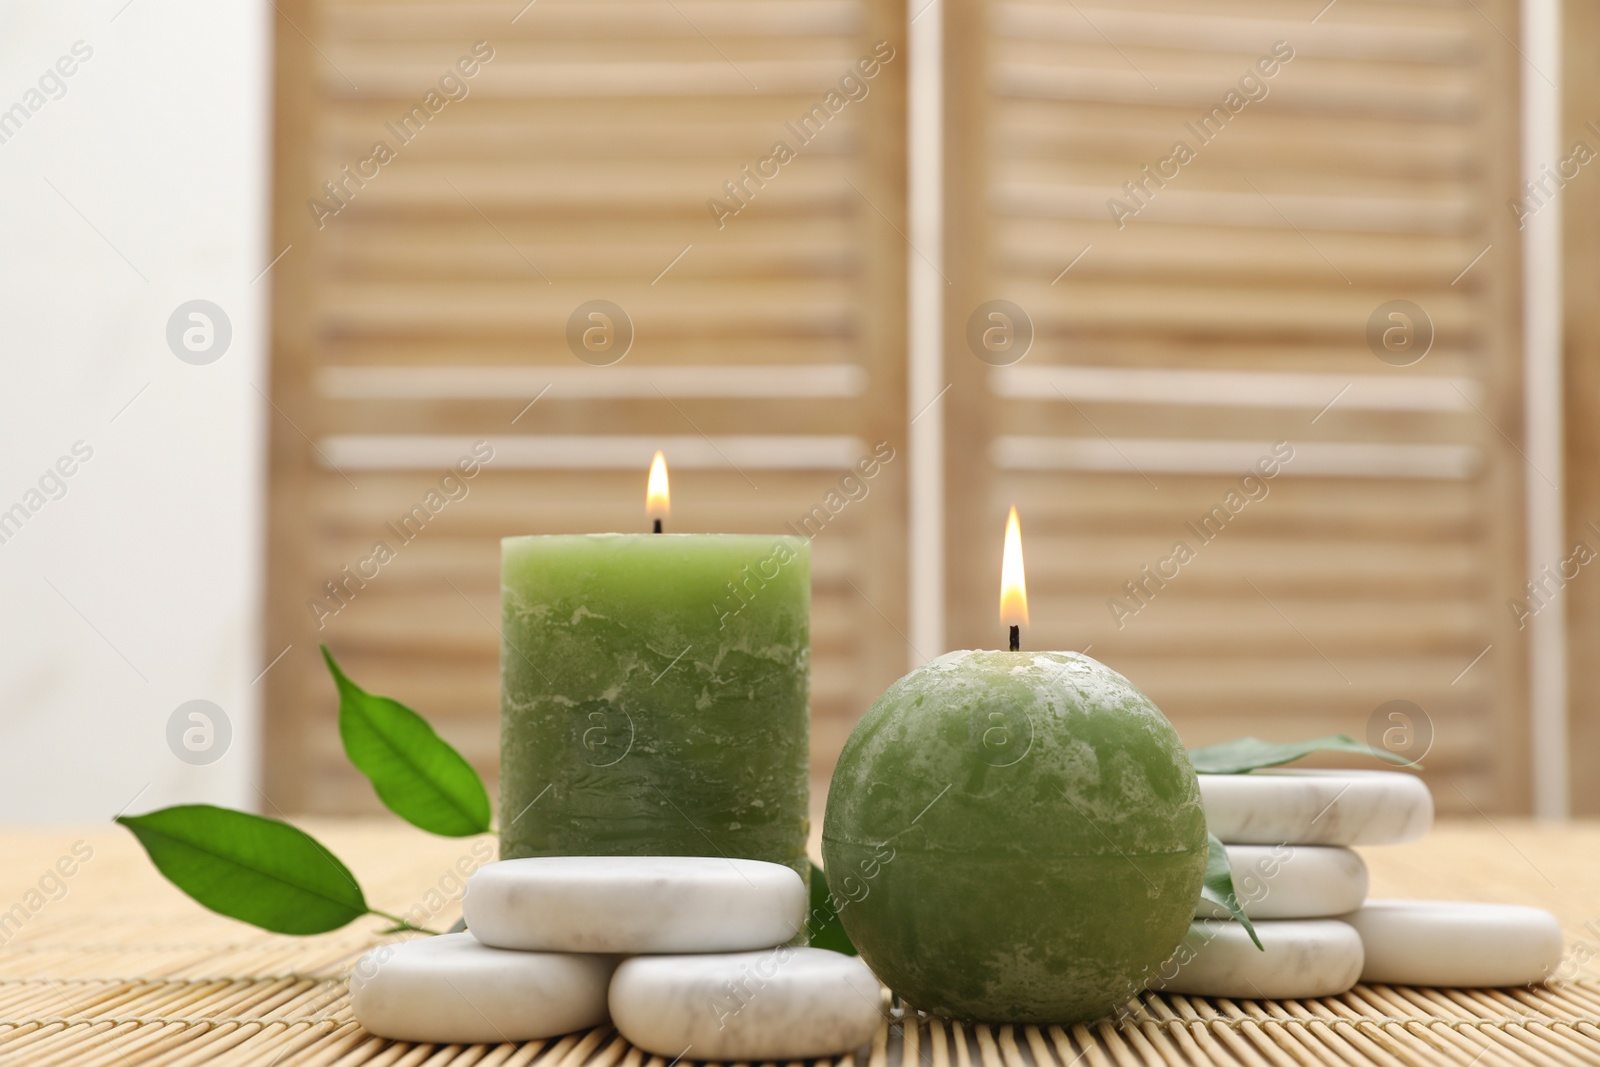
1200 770 1432 846
349 933 613 1043
1341 900 1563 987
1157 919 1364 1000
610 947 881 1060
1195 845 1368 920
463 856 806 953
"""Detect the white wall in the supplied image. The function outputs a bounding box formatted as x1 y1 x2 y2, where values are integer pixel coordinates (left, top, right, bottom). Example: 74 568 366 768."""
0 1 268 822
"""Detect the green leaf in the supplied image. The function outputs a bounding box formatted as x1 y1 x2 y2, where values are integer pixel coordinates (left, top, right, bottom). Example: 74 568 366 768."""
323 645 492 837
806 862 857 955
1200 832 1262 951
117 805 368 935
1188 734 1411 775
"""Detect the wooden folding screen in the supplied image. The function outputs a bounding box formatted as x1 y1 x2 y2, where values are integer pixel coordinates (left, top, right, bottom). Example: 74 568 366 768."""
270 0 1536 816
266 0 908 813
942 0 1531 811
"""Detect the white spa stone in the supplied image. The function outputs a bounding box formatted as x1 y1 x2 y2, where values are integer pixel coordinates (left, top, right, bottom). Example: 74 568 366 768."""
1194 845 1368 920
610 946 882 1060
1200 769 1432 846
349 933 613 1043
463 855 806 953
1157 919 1364 1000
1340 900 1564 987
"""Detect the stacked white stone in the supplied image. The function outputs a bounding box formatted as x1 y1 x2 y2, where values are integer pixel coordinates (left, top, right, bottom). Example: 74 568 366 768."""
349 856 881 1059
1161 770 1564 998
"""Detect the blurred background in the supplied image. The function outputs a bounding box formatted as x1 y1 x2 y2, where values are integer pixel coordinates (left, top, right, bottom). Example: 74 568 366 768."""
1 0 1591 824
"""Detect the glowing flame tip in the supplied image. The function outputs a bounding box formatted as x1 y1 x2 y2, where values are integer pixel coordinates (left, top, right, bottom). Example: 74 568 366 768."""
647 451 670 519
1000 506 1029 628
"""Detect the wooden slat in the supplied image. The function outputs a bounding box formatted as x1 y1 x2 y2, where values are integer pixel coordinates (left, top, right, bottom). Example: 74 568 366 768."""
993 5 1474 61
318 364 868 398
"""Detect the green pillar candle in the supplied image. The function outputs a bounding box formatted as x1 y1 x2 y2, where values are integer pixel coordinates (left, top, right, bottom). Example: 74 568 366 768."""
822 650 1207 1023
500 533 811 880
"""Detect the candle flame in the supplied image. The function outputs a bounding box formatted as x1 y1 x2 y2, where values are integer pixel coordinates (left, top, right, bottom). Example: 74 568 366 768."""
646 451 670 519
1000 506 1029 627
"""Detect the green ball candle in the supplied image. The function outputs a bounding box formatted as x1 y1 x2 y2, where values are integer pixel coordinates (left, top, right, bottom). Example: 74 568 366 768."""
822 649 1207 1023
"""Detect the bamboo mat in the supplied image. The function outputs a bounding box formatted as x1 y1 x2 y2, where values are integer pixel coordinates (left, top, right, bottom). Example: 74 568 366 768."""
4 820 1600 1066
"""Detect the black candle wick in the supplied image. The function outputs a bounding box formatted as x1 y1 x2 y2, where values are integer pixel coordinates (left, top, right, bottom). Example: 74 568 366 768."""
653 518 663 534
1009 624 1020 652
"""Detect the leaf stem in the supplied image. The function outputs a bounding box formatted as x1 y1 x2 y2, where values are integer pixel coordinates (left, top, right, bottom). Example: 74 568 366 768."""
370 909 443 936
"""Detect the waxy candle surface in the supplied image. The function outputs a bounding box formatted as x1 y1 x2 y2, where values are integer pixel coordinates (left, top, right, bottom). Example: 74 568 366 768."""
500 534 810 878
824 650 1206 1023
